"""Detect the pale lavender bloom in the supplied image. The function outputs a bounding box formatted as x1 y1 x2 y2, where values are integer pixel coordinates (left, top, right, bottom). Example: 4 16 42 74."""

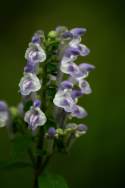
59 80 73 90
0 101 9 127
78 79 92 94
25 43 46 64
48 127 56 138
70 28 87 37
24 106 47 130
71 104 87 118
53 90 74 112
19 73 41 96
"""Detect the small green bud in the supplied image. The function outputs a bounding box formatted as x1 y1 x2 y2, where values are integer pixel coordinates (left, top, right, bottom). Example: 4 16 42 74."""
48 31 57 38
56 128 63 135
10 107 18 117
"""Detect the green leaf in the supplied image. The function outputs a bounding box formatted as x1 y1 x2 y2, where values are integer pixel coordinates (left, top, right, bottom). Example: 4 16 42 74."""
38 173 69 188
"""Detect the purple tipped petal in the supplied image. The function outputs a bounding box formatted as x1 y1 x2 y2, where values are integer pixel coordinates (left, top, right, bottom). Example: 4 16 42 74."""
77 124 88 132
59 80 73 90
71 105 87 118
32 35 41 44
79 63 95 72
0 101 8 111
0 101 9 128
24 62 36 73
70 28 87 37
64 47 80 58
48 127 56 138
71 90 83 99
32 30 44 44
78 44 90 56
60 62 80 76
79 80 92 94
62 31 73 39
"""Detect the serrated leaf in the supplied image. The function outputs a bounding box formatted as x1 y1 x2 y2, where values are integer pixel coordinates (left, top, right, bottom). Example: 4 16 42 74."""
38 173 69 188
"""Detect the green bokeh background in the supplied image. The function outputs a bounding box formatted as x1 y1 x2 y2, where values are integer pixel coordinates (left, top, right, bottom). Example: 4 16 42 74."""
0 0 125 187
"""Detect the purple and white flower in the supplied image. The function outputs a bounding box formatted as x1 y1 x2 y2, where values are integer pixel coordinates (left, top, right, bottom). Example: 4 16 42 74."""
24 106 47 130
24 61 36 73
71 89 83 100
53 89 74 112
77 124 88 133
70 28 87 37
32 30 44 44
19 73 41 96
71 104 87 118
25 43 46 64
59 80 73 90
78 79 92 94
60 62 80 76
79 63 95 72
0 101 9 127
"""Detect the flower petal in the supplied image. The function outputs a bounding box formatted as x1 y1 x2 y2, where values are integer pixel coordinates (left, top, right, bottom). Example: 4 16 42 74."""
71 105 87 118
79 80 92 94
24 107 47 130
19 73 41 96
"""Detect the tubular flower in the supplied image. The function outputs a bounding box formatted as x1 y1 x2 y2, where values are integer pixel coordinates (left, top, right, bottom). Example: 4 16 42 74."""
25 43 46 64
19 73 41 96
24 105 47 130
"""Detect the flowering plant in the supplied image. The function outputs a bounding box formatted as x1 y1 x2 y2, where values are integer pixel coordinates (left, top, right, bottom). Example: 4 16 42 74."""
0 26 95 188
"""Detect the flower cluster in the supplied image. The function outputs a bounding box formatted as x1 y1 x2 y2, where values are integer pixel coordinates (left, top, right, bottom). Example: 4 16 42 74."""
19 31 47 130
53 26 95 122
0 26 95 155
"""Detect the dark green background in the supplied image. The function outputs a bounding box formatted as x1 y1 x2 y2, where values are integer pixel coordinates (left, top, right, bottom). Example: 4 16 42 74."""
0 0 125 187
